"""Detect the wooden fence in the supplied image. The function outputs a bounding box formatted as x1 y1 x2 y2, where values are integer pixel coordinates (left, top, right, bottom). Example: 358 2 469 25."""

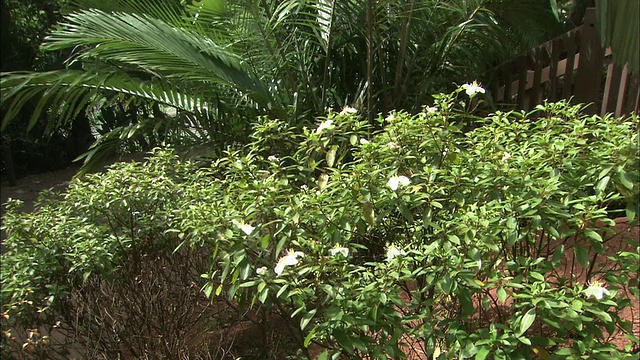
485 8 639 117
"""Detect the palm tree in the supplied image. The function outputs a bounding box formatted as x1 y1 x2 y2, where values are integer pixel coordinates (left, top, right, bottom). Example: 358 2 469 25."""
1 0 563 171
239 0 563 119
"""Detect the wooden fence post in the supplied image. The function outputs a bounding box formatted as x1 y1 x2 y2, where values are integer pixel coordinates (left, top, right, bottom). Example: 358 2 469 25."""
573 8 605 113
484 7 639 117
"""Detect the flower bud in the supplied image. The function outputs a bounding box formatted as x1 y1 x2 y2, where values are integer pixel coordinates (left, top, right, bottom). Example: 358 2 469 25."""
326 147 337 167
363 202 375 225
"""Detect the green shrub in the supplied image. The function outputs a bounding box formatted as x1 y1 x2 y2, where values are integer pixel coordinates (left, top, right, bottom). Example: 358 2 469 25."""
1 154 225 358
2 85 638 359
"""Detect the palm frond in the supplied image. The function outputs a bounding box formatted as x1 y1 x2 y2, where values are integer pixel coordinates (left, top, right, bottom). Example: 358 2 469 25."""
67 0 187 25
44 9 273 107
1 70 213 131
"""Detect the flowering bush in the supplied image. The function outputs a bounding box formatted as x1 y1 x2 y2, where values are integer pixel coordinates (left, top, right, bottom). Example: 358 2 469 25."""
2 85 638 358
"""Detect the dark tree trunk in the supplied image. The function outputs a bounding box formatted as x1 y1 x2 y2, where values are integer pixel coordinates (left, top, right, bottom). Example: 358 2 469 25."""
67 112 96 160
570 0 596 26
1 137 18 186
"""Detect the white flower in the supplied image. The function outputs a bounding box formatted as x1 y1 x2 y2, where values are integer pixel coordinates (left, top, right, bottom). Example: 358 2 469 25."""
301 184 309 191
385 114 396 122
501 152 512 161
387 142 399 149
425 106 438 113
316 119 333 133
360 138 370 145
583 281 610 300
461 81 486 96
340 106 357 115
232 219 256 235
386 245 406 261
274 249 305 275
329 245 349 258
386 175 411 190
268 155 279 162
256 266 268 275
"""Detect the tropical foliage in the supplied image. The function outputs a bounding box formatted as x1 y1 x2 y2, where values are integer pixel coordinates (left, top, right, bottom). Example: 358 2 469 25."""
1 0 565 171
0 0 80 182
2 87 638 358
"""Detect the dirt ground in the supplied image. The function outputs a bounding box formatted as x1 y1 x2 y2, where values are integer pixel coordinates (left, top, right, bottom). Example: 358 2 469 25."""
1 153 147 240
1 164 81 243
1 165 81 213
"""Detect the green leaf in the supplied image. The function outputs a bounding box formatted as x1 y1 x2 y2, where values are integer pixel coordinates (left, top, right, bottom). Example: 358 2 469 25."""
529 272 544 282
441 274 453 294
585 229 602 242
258 286 269 303
334 329 354 354
276 284 289 298
542 316 561 329
595 176 610 194
518 309 536 336
589 308 612 322
202 282 214 298
574 244 590 268
275 237 287 259
543 224 560 239
458 287 474 316
380 292 388 304
239 280 260 288
549 0 560 21
349 135 358 146
570 299 583 311
448 234 460 245
304 325 318 348
618 171 635 190
551 244 565 265
517 336 531 345
398 202 414 222
554 348 573 355
351 337 367 352
497 287 507 303
300 309 317 330
475 347 490 360
462 341 478 357
626 202 636 223
261 234 270 249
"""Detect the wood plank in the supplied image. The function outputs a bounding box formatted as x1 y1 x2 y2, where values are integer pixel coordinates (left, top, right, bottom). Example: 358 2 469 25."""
563 31 579 99
601 61 622 116
485 7 627 112
496 48 611 102
628 74 640 116
574 8 605 113
531 47 545 109
516 56 528 109
633 77 640 116
615 64 629 117
548 38 562 102
503 66 513 101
